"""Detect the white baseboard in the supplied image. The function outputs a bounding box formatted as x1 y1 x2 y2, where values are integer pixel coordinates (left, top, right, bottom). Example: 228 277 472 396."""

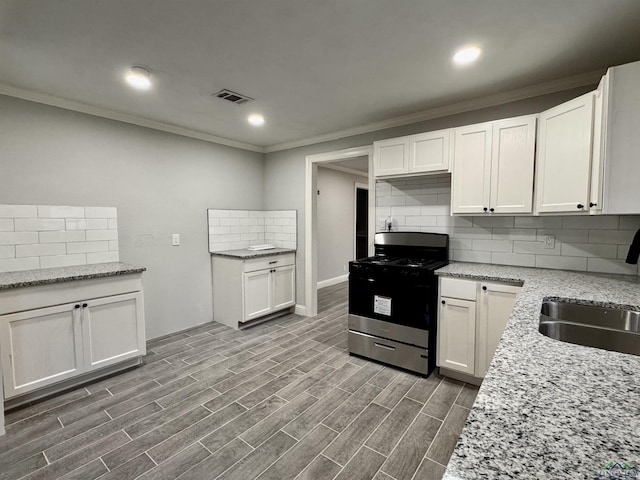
317 274 348 289
294 304 307 316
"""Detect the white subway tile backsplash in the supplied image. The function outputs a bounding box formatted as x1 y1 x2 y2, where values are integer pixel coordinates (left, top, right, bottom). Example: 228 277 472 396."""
16 243 66 258
513 240 562 256
0 219 14 232
472 216 515 228
109 240 119 251
14 218 66 231
536 255 587 271
452 250 492 263
67 241 109 254
492 229 537 241
472 239 513 253
376 178 639 275
560 243 618 259
39 230 86 243
587 258 638 275
85 206 117 218
562 216 620 230
38 205 85 218
536 229 589 244
0 204 119 272
0 246 16 259
86 251 119 264
220 218 240 226
588 229 636 245
0 232 39 245
0 205 38 218
208 209 230 218
618 216 640 230
491 252 536 267
514 216 563 229
40 254 87 269
0 257 40 272
86 229 119 241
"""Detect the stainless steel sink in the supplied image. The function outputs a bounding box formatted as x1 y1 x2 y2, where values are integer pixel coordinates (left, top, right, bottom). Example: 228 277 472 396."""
539 300 640 356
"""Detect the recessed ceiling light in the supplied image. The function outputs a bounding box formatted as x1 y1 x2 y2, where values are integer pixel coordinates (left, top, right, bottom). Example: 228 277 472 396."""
453 46 481 65
125 66 152 90
248 114 265 126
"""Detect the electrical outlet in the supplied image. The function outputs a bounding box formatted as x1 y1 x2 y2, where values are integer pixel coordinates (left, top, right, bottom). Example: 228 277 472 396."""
172 233 180 246
544 235 555 249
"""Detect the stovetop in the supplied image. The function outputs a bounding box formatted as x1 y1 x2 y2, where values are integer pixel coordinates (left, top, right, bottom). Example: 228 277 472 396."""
352 255 447 271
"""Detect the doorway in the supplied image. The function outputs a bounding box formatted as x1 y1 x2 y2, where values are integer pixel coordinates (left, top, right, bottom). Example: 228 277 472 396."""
304 146 374 317
354 183 369 260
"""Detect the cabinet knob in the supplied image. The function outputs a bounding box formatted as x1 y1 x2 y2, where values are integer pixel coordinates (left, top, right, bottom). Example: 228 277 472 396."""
482 285 487 291
577 204 584 209
489 208 495 213
82 303 88 308
441 300 445 305
590 202 597 208
483 207 488 212
74 304 80 309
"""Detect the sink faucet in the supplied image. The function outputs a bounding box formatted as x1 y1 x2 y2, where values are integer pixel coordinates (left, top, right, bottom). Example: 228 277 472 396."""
625 227 640 264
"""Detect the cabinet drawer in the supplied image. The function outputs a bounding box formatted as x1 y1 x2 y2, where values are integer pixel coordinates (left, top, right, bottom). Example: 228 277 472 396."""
440 277 477 301
244 253 294 273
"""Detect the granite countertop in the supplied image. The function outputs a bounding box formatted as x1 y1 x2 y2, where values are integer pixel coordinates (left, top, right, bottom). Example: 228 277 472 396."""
435 262 640 479
210 248 296 259
0 262 146 290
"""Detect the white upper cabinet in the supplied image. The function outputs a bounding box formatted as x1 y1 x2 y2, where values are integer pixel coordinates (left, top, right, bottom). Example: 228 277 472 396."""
601 60 640 214
374 137 409 176
374 129 452 177
451 122 493 214
535 92 595 214
408 129 452 173
452 117 536 215
490 116 537 214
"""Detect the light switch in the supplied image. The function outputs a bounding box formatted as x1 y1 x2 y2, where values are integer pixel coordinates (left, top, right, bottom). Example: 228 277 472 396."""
172 233 180 246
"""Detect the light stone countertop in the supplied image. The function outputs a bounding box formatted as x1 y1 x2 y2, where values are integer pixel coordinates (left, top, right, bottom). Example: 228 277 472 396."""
0 262 146 290
210 248 296 259
436 262 640 480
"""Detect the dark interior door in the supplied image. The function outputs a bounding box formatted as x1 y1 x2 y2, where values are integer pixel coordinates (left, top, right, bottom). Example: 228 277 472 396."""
355 188 368 259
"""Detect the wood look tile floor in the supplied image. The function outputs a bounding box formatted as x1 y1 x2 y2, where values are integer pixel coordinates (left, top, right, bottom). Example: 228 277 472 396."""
0 283 478 480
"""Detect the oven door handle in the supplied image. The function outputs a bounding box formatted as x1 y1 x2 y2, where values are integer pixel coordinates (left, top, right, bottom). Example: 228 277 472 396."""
374 342 396 351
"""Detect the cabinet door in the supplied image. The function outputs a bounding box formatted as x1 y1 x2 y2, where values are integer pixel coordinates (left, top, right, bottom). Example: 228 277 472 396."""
451 123 493 214
272 265 295 311
476 283 520 378
409 129 452 173
535 92 595 213
243 269 272 322
490 116 536 214
82 292 145 371
437 297 476 375
374 137 409 176
0 303 84 398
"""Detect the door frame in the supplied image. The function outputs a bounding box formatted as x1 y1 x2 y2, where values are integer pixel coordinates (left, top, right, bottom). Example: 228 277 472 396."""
354 182 369 260
304 146 374 317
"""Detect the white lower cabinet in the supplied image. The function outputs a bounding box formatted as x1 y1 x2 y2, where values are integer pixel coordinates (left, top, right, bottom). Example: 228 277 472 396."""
437 277 520 381
212 252 295 328
0 274 146 401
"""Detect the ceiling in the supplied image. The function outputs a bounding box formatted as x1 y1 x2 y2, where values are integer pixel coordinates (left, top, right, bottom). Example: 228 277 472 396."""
2 1 640 152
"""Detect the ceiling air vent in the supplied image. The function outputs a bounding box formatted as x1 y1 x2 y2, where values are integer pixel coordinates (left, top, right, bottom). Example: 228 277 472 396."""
213 89 253 105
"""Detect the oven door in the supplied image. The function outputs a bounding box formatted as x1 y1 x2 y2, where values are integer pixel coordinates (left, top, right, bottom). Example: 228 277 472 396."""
348 272 435 331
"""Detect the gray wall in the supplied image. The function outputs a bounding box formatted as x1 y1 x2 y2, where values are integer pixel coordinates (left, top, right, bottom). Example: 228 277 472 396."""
0 95 265 339
317 167 367 283
264 86 595 306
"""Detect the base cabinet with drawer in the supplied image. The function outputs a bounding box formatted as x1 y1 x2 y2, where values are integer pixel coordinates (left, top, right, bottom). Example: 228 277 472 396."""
0 274 146 402
437 276 520 382
212 252 295 328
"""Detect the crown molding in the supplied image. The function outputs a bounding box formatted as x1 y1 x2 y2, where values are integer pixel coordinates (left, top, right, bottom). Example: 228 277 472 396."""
264 68 604 153
1 67 604 156
0 84 265 153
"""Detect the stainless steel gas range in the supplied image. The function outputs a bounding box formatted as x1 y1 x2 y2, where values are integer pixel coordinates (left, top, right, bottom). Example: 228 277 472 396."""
347 232 449 376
